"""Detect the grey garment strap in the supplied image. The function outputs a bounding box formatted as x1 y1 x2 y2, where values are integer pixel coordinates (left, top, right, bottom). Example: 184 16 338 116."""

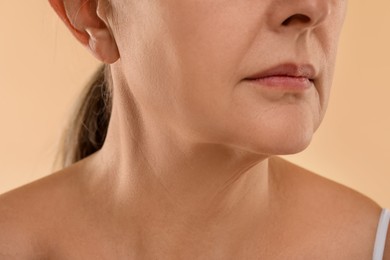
373 208 390 260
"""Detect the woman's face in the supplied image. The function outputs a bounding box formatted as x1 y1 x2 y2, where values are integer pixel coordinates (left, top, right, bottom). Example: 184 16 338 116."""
109 0 347 155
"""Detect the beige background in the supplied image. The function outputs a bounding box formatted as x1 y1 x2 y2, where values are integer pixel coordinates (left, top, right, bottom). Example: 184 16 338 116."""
1 2 389 207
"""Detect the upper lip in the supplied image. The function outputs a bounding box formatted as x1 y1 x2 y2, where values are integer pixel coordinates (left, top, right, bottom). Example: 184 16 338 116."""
245 63 317 81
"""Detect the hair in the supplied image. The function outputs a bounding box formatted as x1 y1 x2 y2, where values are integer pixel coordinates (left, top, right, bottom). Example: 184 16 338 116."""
54 64 113 169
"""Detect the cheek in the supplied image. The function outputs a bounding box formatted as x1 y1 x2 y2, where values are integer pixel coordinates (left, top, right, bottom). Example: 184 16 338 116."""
114 1 253 122
163 1 263 84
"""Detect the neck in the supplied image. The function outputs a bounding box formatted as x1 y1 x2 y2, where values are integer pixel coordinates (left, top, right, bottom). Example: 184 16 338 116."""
90 66 277 233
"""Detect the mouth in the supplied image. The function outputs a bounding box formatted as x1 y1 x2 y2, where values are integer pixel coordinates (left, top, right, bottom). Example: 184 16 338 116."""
244 63 317 81
244 63 316 90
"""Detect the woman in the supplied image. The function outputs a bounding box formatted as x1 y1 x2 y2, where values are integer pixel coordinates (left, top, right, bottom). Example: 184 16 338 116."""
0 0 389 259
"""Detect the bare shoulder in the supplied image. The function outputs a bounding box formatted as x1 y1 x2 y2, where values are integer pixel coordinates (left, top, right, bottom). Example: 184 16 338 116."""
270 156 382 210
0 161 87 259
270 156 385 258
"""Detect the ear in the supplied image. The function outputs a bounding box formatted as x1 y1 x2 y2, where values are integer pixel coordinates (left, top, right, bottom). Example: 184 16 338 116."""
48 0 120 64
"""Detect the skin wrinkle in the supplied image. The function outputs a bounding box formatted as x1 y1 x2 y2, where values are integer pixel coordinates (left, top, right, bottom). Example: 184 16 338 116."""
112 81 181 209
42 0 359 258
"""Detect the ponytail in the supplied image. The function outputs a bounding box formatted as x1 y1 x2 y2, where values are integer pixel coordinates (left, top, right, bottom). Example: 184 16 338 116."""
54 65 113 169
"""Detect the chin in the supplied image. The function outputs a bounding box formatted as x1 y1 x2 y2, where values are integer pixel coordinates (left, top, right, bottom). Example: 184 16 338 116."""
221 125 314 158
272 134 313 155
236 119 317 156
262 108 319 155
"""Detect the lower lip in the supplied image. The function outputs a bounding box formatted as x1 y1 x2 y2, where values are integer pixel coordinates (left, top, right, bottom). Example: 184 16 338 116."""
245 76 313 91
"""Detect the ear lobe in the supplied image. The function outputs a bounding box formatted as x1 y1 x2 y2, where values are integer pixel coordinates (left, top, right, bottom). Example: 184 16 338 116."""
85 27 120 64
48 0 119 63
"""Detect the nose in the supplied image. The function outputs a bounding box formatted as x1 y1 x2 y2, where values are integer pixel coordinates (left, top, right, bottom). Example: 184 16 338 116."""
268 0 331 33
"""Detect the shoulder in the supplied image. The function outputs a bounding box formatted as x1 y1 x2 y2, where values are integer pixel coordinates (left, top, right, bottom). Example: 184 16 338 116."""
270 156 382 210
270 156 385 257
0 161 88 258
0 190 37 259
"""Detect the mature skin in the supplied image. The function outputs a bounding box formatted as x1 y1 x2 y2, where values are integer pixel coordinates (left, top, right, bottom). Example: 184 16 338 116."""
0 0 388 259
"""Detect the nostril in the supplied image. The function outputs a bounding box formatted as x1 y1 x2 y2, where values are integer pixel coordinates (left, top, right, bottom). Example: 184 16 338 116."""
282 14 311 26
